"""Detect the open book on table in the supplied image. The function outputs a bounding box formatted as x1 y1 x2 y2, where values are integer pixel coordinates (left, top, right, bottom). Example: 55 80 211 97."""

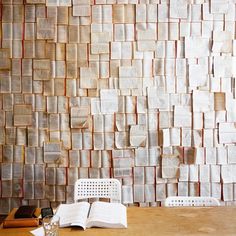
55 201 127 230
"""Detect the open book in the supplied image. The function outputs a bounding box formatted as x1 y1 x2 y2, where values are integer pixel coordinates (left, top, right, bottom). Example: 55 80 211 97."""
54 201 127 230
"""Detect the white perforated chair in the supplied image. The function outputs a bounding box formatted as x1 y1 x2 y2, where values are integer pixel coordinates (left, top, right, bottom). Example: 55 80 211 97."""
164 196 220 207
74 178 121 203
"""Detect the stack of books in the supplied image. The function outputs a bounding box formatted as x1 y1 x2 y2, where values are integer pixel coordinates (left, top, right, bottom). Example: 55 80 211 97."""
3 206 41 228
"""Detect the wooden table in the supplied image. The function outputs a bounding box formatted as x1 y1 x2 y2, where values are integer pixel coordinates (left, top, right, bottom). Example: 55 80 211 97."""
0 206 236 236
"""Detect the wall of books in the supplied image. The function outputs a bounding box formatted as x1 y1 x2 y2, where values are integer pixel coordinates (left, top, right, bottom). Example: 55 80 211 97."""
0 0 236 213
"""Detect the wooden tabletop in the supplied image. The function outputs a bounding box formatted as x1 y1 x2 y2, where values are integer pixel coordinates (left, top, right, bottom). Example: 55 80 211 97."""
1 206 236 236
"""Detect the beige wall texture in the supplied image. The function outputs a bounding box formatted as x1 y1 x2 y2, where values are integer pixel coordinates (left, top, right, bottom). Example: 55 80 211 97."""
0 0 236 213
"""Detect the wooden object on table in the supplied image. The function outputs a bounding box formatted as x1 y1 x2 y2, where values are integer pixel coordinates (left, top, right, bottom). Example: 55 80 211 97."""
2 208 41 228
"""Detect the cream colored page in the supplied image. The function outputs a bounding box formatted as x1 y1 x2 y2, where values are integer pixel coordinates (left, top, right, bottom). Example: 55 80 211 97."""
55 202 90 228
87 201 127 228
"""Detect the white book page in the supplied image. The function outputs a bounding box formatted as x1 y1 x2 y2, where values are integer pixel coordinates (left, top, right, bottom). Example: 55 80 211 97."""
86 202 127 228
55 202 90 229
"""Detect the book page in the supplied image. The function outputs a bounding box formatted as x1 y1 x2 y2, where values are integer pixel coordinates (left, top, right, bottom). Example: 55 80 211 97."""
55 202 90 229
86 202 127 228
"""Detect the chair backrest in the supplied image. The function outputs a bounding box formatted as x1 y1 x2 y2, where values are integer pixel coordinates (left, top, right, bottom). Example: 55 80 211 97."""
74 178 121 203
165 196 220 207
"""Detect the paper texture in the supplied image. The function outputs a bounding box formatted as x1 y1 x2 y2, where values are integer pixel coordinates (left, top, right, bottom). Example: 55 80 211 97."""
1 0 236 210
